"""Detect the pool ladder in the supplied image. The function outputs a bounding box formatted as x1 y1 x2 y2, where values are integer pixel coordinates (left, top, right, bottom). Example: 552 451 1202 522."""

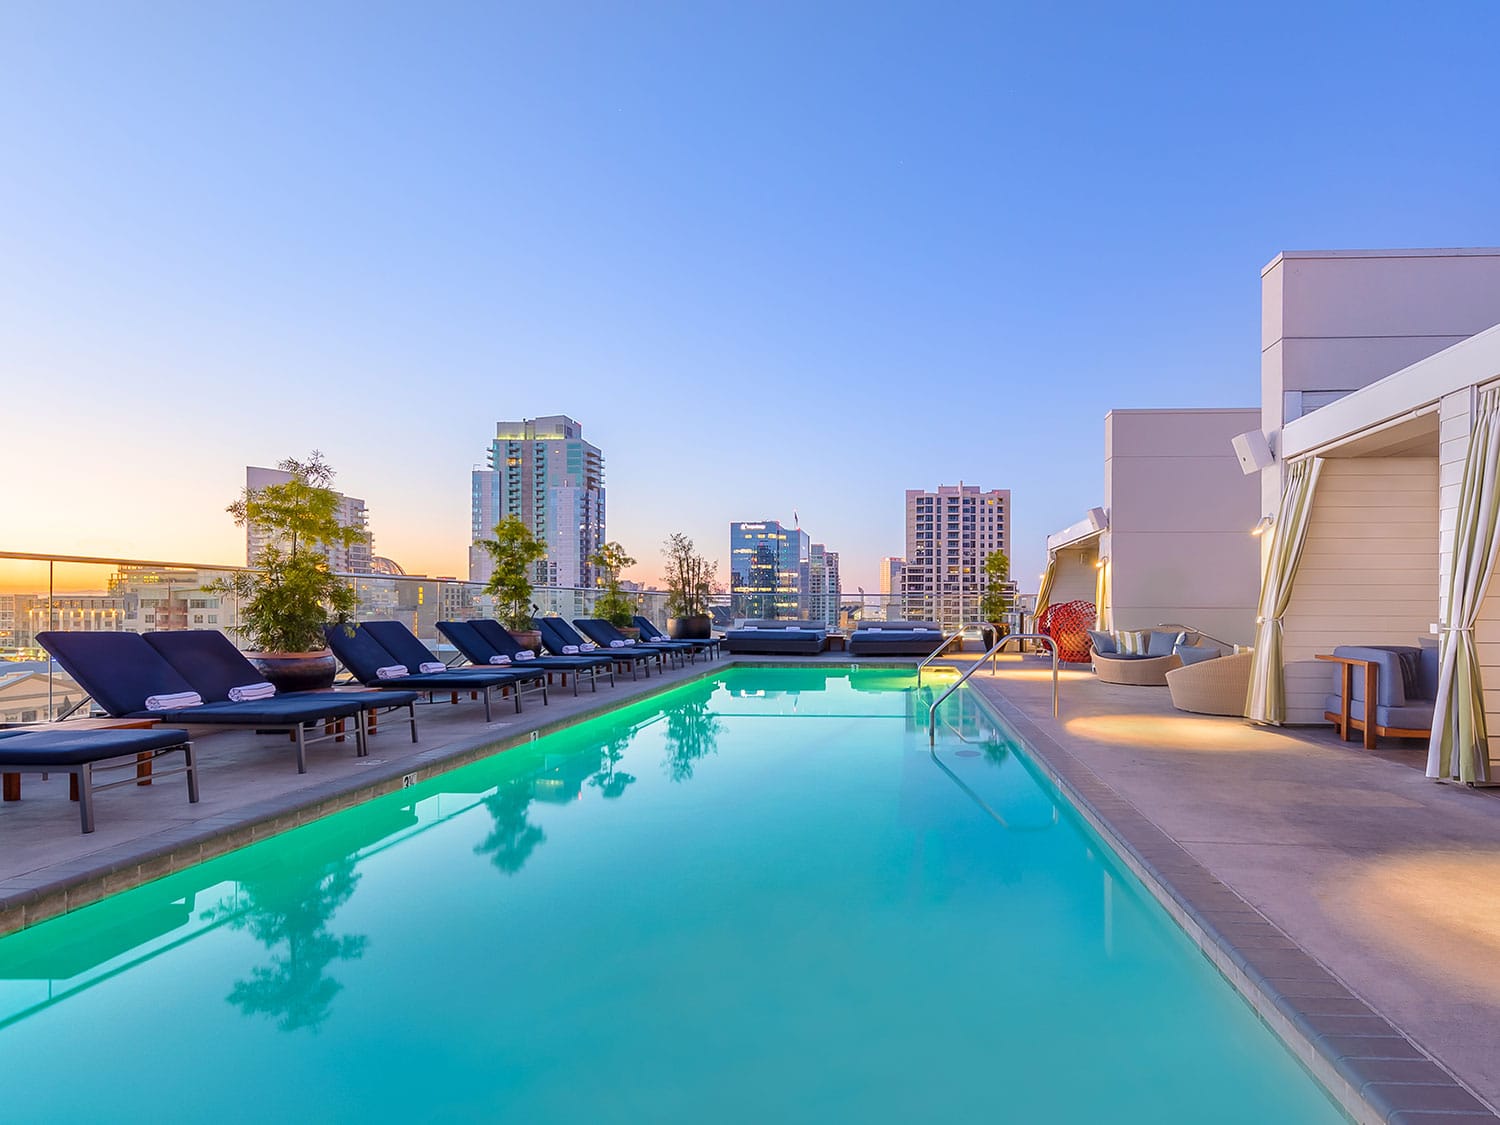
925 632 1059 745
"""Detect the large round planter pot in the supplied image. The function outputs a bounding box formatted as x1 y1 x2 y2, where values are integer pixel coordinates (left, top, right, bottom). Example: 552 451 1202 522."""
248 650 338 693
617 626 641 641
509 629 543 656
667 614 712 640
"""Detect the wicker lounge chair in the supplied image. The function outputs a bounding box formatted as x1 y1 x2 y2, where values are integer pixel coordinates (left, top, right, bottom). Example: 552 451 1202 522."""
1166 652 1253 715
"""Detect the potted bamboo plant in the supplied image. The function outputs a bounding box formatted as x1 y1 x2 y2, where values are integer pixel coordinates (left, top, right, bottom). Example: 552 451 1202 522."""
210 452 362 692
476 516 546 652
662 532 716 639
589 541 639 636
979 548 1013 650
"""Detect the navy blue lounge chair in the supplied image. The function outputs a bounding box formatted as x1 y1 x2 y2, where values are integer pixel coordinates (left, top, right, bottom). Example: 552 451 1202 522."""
437 620 616 695
0 727 198 833
632 616 720 660
144 629 420 746
37 631 395 774
362 620 550 711
325 623 546 721
537 618 656 680
574 619 684 669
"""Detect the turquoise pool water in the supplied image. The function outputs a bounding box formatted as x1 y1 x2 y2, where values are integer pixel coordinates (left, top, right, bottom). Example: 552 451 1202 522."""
0 668 1341 1123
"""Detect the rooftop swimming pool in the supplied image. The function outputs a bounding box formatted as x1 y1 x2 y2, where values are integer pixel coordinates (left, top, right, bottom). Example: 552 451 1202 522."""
0 667 1341 1122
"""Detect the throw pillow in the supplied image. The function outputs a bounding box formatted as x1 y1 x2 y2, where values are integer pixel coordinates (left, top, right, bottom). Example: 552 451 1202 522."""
1115 629 1148 656
1174 643 1220 666
1087 629 1117 655
1147 630 1185 658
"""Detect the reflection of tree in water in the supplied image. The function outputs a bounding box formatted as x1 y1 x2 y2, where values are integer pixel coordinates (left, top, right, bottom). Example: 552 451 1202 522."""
590 731 636 799
663 687 722 782
475 776 546 874
207 857 367 1033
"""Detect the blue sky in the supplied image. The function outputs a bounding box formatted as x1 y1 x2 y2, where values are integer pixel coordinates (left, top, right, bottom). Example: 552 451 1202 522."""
3 2 1497 592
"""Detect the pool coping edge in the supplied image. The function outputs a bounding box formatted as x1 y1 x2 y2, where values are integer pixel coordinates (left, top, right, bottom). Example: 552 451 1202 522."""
966 683 1499 1125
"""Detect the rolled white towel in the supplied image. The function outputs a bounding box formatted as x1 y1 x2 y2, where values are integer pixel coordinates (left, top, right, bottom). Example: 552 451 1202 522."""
488 654 512 665
228 682 276 702
513 650 536 661
609 639 626 648
562 644 580 654
145 690 203 711
419 662 446 674
376 665 409 680
624 638 637 646
580 642 598 652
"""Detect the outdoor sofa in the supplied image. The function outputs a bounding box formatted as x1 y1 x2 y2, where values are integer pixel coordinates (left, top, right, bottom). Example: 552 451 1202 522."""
38 631 407 774
325 623 546 721
0 726 198 833
847 620 945 657
1088 628 1216 687
1321 640 1438 748
437 619 616 694
723 619 827 655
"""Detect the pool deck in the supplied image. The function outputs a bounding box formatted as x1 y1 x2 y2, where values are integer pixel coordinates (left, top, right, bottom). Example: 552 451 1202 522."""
957 652 1500 1125
4 649 1500 1122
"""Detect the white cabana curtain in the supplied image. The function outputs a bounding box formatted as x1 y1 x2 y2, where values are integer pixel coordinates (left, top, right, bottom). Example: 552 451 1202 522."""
1427 387 1500 783
1034 554 1058 624
1244 457 1324 724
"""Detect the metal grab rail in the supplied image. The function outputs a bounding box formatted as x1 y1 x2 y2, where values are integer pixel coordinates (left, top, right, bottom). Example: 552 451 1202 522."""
915 630 967 685
927 632 1059 744
1154 622 1241 652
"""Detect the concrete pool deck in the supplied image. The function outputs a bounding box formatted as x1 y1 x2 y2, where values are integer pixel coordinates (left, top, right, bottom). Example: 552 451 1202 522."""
955 651 1500 1123
4 649 1499 1121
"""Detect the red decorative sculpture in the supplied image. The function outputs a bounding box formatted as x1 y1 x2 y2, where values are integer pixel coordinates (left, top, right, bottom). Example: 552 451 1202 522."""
1036 599 1096 663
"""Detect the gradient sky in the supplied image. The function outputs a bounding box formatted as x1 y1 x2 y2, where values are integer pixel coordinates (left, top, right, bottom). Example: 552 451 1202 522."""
4 2 1498 594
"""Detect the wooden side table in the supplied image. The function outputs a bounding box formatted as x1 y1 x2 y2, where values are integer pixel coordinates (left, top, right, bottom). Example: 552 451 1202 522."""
3 716 160 802
825 634 847 652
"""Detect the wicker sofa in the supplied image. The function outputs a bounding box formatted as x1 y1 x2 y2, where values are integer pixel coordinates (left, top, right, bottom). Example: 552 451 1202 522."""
1090 627 1198 686
1166 652 1253 715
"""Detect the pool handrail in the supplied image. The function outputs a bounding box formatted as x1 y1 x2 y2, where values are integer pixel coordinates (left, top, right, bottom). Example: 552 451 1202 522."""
927 632 1059 744
915 630 967 684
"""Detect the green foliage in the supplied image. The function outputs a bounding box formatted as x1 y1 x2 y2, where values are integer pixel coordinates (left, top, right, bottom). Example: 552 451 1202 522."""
210 452 364 653
589 541 638 627
476 516 547 632
980 548 1012 622
662 532 717 619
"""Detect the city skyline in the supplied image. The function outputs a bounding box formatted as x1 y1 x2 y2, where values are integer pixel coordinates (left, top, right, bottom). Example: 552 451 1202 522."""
5 6 1499 594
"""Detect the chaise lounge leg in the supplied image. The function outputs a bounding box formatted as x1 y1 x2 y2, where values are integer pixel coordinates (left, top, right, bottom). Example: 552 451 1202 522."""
184 742 200 804
294 725 308 774
76 764 95 834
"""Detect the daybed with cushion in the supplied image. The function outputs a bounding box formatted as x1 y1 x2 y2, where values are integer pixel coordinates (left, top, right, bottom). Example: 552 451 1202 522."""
38 631 399 774
0 727 197 833
1321 641 1437 749
1166 652 1253 716
1089 628 1194 687
847 620 945 657
723 619 828 655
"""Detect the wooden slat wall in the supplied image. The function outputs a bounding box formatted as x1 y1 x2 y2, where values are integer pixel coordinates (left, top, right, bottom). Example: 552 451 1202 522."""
1281 457 1440 724
1049 546 1098 607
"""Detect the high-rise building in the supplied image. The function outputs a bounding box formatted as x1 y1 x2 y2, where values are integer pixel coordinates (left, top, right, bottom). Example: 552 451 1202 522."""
880 557 905 621
245 466 373 574
469 415 605 590
808 544 841 629
903 483 1010 626
729 520 809 619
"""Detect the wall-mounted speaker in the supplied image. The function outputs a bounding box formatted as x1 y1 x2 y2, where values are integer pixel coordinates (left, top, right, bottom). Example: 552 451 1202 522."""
1231 430 1274 475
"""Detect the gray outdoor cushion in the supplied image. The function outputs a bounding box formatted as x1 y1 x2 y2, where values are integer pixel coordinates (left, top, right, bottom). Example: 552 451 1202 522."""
1174 643 1220 666
1147 630 1185 657
1087 630 1116 655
